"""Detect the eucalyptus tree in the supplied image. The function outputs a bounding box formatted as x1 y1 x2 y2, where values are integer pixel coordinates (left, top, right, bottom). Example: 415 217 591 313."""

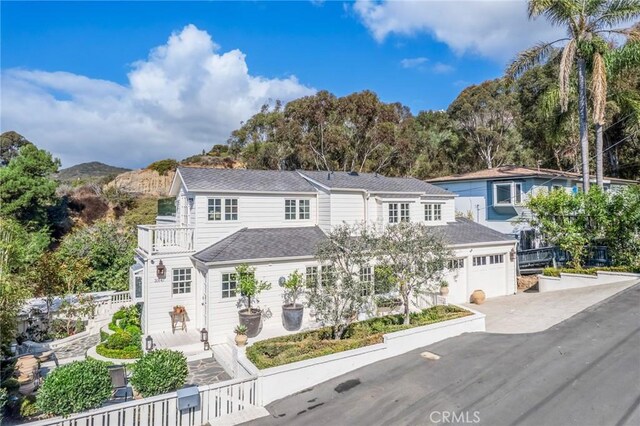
508 0 640 191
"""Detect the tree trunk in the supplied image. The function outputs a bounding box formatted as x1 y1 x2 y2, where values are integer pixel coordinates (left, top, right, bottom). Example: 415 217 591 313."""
403 295 410 325
595 122 604 189
577 58 590 193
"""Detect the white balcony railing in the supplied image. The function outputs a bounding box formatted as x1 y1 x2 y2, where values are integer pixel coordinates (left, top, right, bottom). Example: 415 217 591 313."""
137 225 195 255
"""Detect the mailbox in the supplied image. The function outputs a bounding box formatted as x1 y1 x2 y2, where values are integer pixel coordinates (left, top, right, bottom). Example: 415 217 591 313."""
176 386 200 411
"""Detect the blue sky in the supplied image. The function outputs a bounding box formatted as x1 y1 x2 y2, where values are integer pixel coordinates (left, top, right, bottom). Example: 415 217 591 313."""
1 1 560 168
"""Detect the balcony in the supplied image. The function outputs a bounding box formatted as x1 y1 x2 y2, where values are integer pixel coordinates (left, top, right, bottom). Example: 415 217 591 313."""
137 225 195 255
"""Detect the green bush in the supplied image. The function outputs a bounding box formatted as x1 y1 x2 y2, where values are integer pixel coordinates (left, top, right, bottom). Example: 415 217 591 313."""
146 159 178 176
20 395 39 418
0 388 7 423
129 349 188 397
100 330 109 342
247 305 471 369
1 378 20 393
95 344 142 359
36 359 111 416
543 266 640 277
104 331 133 350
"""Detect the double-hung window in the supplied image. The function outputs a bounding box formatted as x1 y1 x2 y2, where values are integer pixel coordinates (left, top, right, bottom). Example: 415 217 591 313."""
298 200 310 220
225 199 238 221
360 266 373 296
208 198 222 221
172 268 192 294
400 203 410 222
285 200 297 220
221 273 237 298
495 184 512 205
389 204 399 223
305 266 318 287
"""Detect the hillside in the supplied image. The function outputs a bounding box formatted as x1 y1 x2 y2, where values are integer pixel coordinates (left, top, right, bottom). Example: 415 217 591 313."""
55 161 130 182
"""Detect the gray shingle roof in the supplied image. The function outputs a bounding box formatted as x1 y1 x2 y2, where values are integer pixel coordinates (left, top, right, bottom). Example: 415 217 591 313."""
192 226 327 263
435 218 517 245
178 167 316 193
298 170 452 195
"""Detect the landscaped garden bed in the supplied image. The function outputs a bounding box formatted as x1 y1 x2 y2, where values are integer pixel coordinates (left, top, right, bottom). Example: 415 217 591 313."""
542 266 640 277
95 305 142 359
246 305 471 369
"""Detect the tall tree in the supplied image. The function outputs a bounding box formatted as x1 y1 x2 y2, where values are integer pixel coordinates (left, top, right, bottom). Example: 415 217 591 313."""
0 143 60 229
508 0 640 191
448 78 521 169
0 131 32 166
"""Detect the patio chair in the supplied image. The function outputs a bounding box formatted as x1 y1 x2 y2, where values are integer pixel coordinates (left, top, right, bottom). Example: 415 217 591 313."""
107 365 129 402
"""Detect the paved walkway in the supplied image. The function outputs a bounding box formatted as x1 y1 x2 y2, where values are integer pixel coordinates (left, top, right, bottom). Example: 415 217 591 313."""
55 333 100 360
187 357 231 385
463 279 639 333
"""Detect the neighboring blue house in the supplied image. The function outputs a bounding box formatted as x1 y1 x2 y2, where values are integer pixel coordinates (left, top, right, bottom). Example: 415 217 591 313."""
428 166 637 250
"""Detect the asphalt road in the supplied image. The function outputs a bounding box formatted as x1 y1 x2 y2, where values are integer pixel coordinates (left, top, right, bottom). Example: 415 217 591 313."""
246 284 640 426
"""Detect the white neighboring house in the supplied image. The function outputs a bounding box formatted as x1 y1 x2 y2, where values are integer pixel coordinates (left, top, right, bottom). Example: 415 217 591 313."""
130 167 517 345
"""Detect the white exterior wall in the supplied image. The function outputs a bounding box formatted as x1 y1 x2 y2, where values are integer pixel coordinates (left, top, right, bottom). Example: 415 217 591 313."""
207 259 318 344
193 193 317 251
329 191 366 226
316 188 332 232
142 255 199 334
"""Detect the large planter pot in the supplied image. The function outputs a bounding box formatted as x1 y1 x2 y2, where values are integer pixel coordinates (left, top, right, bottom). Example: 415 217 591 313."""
440 287 450 296
235 334 248 347
239 309 262 338
470 289 486 305
282 304 304 331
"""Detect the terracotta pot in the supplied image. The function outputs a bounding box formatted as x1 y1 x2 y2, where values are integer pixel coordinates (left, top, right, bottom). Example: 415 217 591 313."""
173 306 184 314
235 334 248 347
470 289 486 305
440 287 450 296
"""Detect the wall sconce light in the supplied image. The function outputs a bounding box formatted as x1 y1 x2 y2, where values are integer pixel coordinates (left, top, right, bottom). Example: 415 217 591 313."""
510 248 516 262
145 335 154 352
156 260 166 279
278 276 286 287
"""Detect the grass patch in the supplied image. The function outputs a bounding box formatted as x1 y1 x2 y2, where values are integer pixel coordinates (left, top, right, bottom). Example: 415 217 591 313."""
543 266 640 277
246 305 472 369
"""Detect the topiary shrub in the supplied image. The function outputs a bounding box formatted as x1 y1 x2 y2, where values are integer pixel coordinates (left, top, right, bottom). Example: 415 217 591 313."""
104 331 133 350
129 349 188 397
36 358 111 416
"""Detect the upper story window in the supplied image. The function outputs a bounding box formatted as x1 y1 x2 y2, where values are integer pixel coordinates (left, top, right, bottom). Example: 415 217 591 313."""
388 204 399 223
172 268 192 295
285 200 297 220
221 273 237 298
225 199 238 221
400 203 410 222
425 204 442 221
208 198 222 221
208 198 238 221
493 182 524 206
285 199 311 220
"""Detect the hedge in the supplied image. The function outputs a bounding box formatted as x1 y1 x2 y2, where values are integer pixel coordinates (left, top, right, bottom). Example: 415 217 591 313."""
97 306 143 359
129 350 188 397
543 266 640 277
247 305 471 369
36 359 111 416
95 344 142 359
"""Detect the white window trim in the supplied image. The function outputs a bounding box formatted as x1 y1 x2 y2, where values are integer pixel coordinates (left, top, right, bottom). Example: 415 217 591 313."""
171 268 192 296
208 197 239 221
220 271 238 300
493 182 524 206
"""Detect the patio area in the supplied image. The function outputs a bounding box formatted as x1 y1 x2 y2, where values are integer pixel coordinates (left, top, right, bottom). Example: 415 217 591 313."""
148 329 209 358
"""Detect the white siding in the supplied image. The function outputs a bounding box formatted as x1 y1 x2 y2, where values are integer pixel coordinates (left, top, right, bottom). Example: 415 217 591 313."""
193 193 317 250
316 188 332 232
143 255 199 334
330 191 366 227
207 260 317 344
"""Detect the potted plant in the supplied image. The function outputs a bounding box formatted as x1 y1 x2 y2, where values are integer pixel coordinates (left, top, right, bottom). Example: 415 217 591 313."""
234 325 248 347
173 305 185 315
440 282 450 296
236 264 271 337
281 270 305 331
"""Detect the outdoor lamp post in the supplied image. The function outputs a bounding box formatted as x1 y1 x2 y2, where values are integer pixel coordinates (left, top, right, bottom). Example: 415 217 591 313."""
145 335 154 352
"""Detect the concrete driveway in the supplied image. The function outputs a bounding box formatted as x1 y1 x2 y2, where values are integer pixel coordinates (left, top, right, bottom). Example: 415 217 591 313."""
464 279 640 333
248 283 640 426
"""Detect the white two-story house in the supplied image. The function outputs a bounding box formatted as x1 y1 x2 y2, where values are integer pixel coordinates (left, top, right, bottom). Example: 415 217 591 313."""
131 167 517 346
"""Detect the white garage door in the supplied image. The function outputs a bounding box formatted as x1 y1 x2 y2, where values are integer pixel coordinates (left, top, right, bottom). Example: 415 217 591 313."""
468 254 508 299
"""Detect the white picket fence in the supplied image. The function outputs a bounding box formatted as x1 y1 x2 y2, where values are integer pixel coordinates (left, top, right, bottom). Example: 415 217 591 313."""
27 376 259 426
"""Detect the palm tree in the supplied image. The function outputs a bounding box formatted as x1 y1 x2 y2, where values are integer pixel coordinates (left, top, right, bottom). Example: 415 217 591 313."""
507 0 640 191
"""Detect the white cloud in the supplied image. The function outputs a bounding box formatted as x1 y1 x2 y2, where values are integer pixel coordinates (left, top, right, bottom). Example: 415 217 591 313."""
432 62 454 74
400 57 428 68
0 25 315 168
353 0 564 62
